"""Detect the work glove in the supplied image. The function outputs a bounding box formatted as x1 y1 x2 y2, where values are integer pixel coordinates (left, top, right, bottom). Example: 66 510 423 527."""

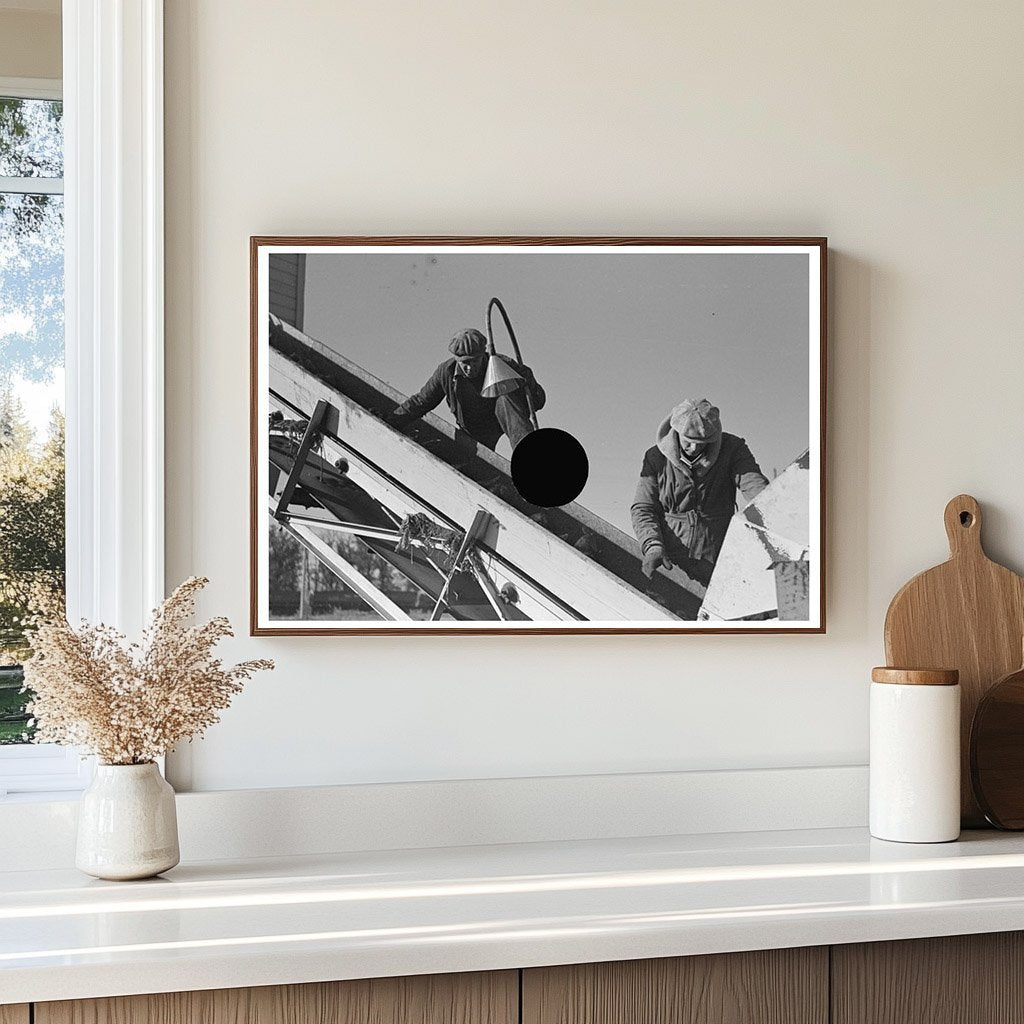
642 545 674 579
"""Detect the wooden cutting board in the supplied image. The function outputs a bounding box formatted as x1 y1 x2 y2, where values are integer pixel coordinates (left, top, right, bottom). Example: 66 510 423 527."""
884 494 1024 826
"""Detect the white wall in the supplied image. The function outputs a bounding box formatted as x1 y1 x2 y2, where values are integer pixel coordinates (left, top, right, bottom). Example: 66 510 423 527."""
164 1 1024 792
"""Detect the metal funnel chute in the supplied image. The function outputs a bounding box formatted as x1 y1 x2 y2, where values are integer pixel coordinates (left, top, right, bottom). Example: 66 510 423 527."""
481 296 539 429
481 352 524 398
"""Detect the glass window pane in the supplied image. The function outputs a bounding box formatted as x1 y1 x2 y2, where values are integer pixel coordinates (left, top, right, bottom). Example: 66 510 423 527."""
0 98 63 179
0 188 65 744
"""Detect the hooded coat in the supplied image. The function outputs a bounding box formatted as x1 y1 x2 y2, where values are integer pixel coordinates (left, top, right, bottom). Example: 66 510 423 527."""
631 406 768 572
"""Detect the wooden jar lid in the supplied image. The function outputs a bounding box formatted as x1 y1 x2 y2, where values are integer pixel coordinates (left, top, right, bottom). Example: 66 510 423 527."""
871 667 960 686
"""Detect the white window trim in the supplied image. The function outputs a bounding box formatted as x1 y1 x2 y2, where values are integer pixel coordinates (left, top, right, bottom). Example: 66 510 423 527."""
0 78 64 192
0 76 62 101
0 175 63 194
0 2 165 797
63 0 164 630
0 744 92 796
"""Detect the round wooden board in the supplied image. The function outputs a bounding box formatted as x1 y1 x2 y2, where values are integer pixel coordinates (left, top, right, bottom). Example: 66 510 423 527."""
971 663 1024 829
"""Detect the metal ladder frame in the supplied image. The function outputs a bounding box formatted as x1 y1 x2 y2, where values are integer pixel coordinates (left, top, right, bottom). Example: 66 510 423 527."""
269 400 519 623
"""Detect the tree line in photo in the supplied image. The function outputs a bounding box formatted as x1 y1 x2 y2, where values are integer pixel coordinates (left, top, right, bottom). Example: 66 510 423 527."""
269 522 431 619
0 392 65 743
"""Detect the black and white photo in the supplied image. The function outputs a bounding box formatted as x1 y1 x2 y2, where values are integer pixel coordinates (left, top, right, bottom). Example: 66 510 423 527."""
251 238 825 634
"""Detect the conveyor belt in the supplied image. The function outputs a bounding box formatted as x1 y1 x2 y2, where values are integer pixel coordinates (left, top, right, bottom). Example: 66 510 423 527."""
269 316 702 620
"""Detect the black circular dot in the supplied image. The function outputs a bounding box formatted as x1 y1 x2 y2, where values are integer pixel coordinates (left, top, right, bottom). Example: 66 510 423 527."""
510 428 589 507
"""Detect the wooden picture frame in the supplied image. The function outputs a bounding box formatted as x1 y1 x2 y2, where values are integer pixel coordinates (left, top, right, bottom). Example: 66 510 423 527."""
251 237 826 634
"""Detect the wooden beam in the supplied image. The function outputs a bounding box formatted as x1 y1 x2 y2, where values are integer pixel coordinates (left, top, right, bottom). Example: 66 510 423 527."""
274 399 330 520
431 509 495 620
270 350 674 621
269 317 701 617
269 394 577 621
282 511 402 543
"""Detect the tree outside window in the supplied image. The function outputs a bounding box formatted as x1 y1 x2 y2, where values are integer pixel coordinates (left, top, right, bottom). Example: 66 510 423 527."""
0 95 65 743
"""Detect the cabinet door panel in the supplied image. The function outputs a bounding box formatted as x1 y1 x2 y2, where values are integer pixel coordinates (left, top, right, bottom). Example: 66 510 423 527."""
832 932 1024 1024
0 1007 29 1024
36 971 518 1024
523 948 827 1024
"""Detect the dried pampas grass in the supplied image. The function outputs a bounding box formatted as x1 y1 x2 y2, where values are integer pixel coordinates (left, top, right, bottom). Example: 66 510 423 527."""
23 577 273 765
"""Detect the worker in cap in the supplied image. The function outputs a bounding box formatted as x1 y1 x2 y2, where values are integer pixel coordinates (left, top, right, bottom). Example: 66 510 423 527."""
631 398 768 589
388 327 545 451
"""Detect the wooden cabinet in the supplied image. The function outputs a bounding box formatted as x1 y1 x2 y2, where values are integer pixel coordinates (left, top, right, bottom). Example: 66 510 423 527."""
13 933 1024 1024
522 948 828 1024
34 972 518 1024
832 932 1024 1024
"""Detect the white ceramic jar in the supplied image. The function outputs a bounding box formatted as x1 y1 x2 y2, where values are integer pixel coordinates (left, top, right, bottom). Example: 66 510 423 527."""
870 667 961 843
76 762 180 880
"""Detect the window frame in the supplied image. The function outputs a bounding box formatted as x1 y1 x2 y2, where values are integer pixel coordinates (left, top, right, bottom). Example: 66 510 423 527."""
0 76 61 102
0 0 165 797
0 79 64 195
0 76 80 795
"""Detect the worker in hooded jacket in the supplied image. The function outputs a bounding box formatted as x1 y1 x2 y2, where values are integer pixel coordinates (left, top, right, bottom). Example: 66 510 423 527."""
388 328 545 451
631 398 769 587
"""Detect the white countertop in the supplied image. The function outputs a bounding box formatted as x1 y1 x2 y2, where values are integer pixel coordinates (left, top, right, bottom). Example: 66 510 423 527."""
4 826 1024 1004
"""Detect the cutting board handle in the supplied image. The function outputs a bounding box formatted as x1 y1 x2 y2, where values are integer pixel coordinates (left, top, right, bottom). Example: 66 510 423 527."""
944 494 983 559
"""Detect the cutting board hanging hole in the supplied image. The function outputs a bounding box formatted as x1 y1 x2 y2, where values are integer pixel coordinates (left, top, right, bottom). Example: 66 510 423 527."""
944 494 982 556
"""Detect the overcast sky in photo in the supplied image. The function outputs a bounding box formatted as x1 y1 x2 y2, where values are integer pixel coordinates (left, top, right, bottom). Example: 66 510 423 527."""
300 251 811 535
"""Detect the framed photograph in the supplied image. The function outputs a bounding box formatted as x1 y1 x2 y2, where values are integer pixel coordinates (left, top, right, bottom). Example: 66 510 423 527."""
250 237 826 634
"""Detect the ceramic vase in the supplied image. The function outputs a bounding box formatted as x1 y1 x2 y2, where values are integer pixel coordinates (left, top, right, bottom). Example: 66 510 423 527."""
76 762 180 880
